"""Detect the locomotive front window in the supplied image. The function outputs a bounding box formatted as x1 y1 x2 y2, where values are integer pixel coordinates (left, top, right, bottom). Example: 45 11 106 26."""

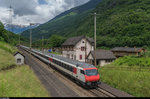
85 69 98 76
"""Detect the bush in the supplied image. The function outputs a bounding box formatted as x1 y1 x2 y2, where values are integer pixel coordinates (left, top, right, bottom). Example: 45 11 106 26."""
113 56 150 67
0 41 17 54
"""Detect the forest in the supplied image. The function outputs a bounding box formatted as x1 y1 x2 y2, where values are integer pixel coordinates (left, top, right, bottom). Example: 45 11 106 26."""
21 0 150 49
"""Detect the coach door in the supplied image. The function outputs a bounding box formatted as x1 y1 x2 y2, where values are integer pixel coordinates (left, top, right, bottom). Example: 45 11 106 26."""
77 68 85 83
73 67 77 74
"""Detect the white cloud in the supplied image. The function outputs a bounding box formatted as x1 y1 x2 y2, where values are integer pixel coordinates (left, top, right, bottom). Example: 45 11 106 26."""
0 0 90 26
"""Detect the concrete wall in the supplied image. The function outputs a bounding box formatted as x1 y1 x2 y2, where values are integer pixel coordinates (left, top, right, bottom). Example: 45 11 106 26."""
14 54 24 65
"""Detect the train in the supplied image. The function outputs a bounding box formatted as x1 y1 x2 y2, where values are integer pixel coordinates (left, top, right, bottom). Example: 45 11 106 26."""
20 45 100 88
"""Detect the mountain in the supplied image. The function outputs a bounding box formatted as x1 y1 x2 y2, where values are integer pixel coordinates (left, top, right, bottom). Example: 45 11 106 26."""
21 0 102 40
21 0 150 48
5 23 40 34
0 21 27 45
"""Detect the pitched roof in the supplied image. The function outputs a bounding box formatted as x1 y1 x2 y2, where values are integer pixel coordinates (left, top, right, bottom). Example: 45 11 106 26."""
62 35 94 46
111 47 144 52
13 52 25 58
88 50 116 60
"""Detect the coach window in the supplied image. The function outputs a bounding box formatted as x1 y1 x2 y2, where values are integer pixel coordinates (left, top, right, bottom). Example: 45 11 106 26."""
58 62 60 66
66 65 69 70
57 61 59 65
60 62 62 67
68 66 70 70
59 62 61 66
58 61 61 66
71 67 73 72
67 65 69 70
62 63 65 68
70 66 72 72
63 64 66 68
64 64 67 69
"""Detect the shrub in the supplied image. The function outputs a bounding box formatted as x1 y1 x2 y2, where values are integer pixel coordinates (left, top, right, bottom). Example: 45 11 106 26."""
113 56 150 67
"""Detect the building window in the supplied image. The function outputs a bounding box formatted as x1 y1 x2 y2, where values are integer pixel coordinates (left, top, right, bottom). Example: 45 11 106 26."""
85 55 88 59
106 60 113 63
67 54 70 59
80 55 82 60
81 47 85 51
74 55 76 60
17 58 21 63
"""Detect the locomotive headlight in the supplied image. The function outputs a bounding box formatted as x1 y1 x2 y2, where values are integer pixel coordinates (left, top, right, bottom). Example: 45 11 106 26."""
87 82 91 85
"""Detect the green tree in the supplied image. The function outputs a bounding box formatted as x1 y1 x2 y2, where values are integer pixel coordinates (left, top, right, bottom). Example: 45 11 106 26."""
48 35 66 48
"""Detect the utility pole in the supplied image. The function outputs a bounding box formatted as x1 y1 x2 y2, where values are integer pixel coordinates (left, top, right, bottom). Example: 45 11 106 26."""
42 36 44 51
18 34 20 49
94 13 97 66
91 12 100 66
7 0 13 43
29 23 35 49
29 24 32 54
85 36 87 63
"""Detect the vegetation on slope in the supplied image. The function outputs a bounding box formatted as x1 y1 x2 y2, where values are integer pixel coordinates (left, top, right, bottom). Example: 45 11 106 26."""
21 0 101 41
0 41 18 70
92 0 150 48
0 66 49 97
0 48 16 70
32 35 66 49
99 65 150 97
0 41 17 54
22 0 150 48
0 21 27 46
0 42 49 97
71 0 150 48
113 56 150 67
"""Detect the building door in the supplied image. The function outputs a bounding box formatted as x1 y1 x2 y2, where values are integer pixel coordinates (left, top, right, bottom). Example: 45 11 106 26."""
17 58 21 64
80 55 82 60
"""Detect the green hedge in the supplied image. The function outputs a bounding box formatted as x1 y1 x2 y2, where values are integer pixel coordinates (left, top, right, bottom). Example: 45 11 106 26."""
113 56 150 67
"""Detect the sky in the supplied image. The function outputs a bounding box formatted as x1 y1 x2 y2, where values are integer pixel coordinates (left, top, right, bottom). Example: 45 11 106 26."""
0 0 90 26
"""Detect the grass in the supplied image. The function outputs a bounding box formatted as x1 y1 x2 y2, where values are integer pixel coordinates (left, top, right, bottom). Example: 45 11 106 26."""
0 41 49 97
0 48 16 70
0 41 18 70
98 65 150 97
50 52 62 55
0 66 49 97
0 41 17 54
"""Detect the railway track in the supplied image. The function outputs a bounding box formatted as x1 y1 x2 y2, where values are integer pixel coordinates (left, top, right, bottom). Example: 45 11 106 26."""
89 87 116 97
19 47 133 97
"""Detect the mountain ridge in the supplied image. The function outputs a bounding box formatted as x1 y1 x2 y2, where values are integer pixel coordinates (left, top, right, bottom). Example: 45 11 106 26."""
5 23 40 34
21 0 102 40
